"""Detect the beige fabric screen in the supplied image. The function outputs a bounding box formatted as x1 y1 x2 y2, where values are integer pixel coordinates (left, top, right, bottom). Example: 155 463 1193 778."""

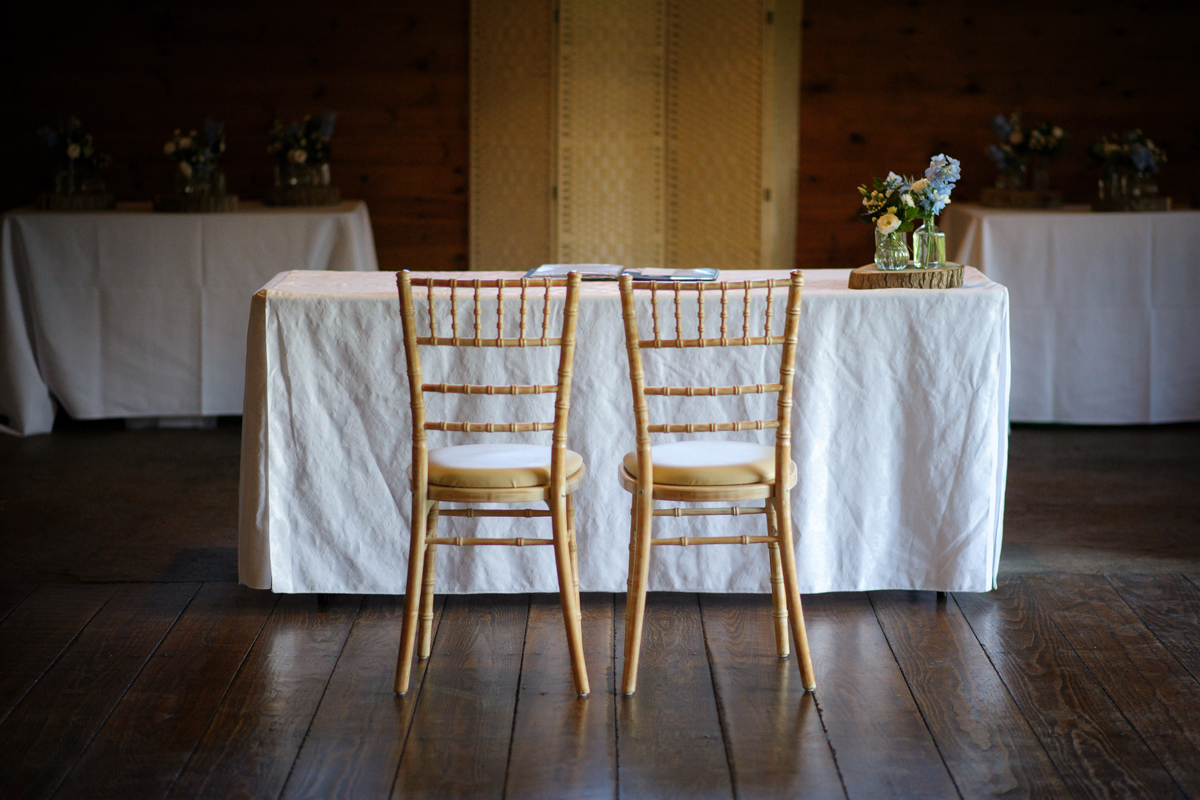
470 0 800 272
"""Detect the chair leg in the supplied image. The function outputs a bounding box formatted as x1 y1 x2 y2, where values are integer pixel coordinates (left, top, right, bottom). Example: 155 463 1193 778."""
395 493 429 695
622 490 653 695
550 495 590 696
418 502 439 659
567 494 582 614
766 502 790 657
774 492 816 691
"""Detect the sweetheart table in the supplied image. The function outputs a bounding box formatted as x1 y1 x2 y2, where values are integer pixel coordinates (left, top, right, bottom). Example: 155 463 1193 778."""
239 268 1010 595
0 201 378 436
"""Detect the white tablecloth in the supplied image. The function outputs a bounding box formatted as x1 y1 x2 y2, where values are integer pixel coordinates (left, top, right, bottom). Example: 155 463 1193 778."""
0 201 378 435
239 268 1010 595
943 204 1200 424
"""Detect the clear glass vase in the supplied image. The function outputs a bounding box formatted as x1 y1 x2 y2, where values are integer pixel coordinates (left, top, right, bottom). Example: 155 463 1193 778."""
913 220 946 269
1098 166 1127 203
1031 157 1051 191
874 228 909 270
995 163 1027 190
54 167 78 196
276 162 331 187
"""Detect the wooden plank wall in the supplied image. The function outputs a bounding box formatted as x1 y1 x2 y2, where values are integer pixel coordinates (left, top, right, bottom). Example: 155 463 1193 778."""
2 0 1196 273
0 0 469 273
798 0 1200 268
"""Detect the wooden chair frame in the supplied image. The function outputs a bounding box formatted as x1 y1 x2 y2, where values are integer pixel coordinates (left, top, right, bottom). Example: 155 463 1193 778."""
395 271 589 697
617 271 815 694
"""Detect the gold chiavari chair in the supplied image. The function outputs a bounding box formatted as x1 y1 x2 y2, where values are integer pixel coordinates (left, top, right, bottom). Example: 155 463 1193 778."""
617 271 815 695
395 271 589 697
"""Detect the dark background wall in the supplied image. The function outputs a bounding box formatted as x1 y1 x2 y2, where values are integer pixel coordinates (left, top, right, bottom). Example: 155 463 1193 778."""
2 0 1197 272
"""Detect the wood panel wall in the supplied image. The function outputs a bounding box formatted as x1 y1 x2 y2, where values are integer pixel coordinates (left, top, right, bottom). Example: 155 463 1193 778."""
798 0 1200 268
0 0 469 272
2 0 1196 272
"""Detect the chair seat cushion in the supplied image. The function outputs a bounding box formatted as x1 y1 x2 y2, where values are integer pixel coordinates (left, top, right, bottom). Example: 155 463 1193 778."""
427 443 584 488
622 441 795 486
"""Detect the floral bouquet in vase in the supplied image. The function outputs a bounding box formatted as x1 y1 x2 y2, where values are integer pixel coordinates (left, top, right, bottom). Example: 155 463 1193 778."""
163 120 227 195
266 112 341 205
155 120 237 212
858 154 959 270
908 154 960 268
858 173 916 270
37 116 114 201
1090 130 1167 210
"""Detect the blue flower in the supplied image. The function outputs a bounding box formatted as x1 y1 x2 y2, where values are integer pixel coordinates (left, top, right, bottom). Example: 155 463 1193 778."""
318 112 337 140
991 115 1012 140
986 144 1009 170
1130 143 1157 174
925 153 961 189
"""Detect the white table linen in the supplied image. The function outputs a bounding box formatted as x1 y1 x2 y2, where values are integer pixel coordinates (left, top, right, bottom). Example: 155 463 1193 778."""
239 268 1010 595
943 204 1200 424
0 201 378 435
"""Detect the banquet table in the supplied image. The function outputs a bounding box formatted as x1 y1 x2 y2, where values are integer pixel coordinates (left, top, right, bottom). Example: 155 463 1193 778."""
239 268 1010 595
942 203 1200 424
0 201 378 436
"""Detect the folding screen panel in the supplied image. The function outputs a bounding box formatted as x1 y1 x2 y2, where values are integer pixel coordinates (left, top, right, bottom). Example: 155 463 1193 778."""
470 0 800 272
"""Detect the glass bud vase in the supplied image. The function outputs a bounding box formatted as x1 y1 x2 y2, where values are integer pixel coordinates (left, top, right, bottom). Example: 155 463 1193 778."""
874 228 909 270
913 220 946 269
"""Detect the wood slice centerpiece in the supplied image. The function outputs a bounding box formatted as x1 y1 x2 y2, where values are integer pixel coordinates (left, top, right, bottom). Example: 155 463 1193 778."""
36 192 117 211
152 194 240 213
849 263 964 290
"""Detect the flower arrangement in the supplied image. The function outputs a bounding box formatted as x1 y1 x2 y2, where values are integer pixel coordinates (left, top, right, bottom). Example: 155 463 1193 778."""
986 112 1067 179
1027 121 1067 159
858 154 961 234
858 155 961 269
1090 130 1166 176
163 120 227 182
38 117 113 191
267 112 336 168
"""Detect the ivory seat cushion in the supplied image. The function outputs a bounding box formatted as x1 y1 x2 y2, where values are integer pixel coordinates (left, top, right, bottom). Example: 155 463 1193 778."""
427 443 584 488
622 441 796 486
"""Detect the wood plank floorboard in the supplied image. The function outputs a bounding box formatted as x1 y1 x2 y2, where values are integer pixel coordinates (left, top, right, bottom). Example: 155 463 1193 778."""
0 585 37 625
872 590 1069 798
0 584 116 725
802 592 958 800
49 583 278 800
0 583 198 800
1107 573 1200 683
1025 574 1200 798
699 593 845 800
280 595 445 800
391 594 529 800
955 578 1185 799
504 593 617 800
166 594 362 800
616 592 733 800
0 577 1197 798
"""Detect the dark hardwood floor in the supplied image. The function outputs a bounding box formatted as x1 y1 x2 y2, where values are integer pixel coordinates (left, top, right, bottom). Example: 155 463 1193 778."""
1 420 1198 799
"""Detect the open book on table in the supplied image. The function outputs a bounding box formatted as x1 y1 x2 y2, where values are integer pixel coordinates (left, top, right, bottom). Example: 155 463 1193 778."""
524 263 719 282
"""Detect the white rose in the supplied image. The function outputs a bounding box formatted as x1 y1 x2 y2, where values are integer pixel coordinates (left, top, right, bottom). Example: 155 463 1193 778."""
178 137 193 149
179 161 193 178
876 213 900 234
1009 131 1024 145
1051 127 1063 138
910 178 930 194
289 148 308 164
66 143 81 159
164 142 176 155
